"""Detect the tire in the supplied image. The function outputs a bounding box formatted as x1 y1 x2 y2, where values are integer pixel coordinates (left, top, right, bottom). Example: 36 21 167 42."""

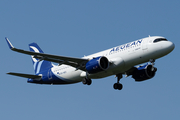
82 78 87 84
82 78 92 85
87 79 92 85
117 83 123 90
113 83 118 90
113 83 123 90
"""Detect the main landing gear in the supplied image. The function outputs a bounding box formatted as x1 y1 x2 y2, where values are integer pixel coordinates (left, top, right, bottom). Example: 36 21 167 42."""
82 72 92 85
113 74 123 90
82 77 92 85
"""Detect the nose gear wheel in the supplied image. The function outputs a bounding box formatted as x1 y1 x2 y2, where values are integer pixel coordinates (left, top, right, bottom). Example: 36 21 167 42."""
113 74 123 90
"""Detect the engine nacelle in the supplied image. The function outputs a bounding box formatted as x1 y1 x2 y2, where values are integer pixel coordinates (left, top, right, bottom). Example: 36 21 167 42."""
132 63 157 81
86 56 109 74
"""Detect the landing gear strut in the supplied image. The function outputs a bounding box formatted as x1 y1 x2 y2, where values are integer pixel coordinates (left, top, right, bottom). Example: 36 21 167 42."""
149 59 157 72
113 74 123 90
150 59 155 65
82 72 92 85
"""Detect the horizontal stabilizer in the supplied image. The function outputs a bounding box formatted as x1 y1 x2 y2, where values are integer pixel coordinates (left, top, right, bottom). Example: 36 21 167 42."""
7 72 42 79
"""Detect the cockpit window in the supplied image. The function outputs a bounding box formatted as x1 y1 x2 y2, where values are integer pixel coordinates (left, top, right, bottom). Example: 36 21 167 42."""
153 38 168 43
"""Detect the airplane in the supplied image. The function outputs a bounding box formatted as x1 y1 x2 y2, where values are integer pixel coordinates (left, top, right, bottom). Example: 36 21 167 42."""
5 36 175 90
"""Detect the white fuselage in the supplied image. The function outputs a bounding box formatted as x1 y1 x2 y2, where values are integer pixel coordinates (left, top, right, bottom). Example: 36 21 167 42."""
51 36 175 83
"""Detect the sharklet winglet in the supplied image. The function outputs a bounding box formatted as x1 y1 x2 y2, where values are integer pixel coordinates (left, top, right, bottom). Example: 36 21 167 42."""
5 37 14 49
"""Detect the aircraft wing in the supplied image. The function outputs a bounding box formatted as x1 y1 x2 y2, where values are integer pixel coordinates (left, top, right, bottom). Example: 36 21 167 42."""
7 72 42 79
5 38 89 71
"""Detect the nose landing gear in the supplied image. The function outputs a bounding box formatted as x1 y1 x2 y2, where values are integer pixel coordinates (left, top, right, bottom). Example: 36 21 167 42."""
113 83 123 90
113 74 123 90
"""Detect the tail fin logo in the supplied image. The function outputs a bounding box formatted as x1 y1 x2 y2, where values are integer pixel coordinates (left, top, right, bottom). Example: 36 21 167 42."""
30 46 42 74
29 43 53 74
30 46 39 63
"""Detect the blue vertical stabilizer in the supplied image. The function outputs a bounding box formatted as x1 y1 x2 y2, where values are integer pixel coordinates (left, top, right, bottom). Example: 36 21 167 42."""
29 43 53 74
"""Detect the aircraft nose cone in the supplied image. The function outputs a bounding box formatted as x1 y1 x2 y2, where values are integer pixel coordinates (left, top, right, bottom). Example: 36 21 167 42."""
163 41 175 54
169 41 175 51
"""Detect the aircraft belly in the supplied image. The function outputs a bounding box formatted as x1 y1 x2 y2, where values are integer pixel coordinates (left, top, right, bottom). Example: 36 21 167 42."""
89 70 114 79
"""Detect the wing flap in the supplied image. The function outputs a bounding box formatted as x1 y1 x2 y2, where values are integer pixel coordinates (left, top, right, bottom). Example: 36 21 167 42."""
7 72 42 79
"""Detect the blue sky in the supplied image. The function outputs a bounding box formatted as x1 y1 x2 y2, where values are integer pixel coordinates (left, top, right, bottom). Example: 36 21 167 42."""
0 0 179 120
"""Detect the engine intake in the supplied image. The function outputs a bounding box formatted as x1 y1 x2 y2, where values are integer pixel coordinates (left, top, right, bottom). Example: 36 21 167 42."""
132 64 157 81
86 56 109 74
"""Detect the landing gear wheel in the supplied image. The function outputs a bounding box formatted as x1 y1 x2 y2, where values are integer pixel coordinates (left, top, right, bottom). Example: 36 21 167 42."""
113 83 118 90
113 74 123 90
117 83 123 90
82 78 92 85
113 83 123 90
87 79 92 85
82 78 87 85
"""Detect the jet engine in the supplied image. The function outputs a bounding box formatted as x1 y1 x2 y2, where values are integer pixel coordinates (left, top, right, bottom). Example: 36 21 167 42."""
86 56 109 74
132 63 157 81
